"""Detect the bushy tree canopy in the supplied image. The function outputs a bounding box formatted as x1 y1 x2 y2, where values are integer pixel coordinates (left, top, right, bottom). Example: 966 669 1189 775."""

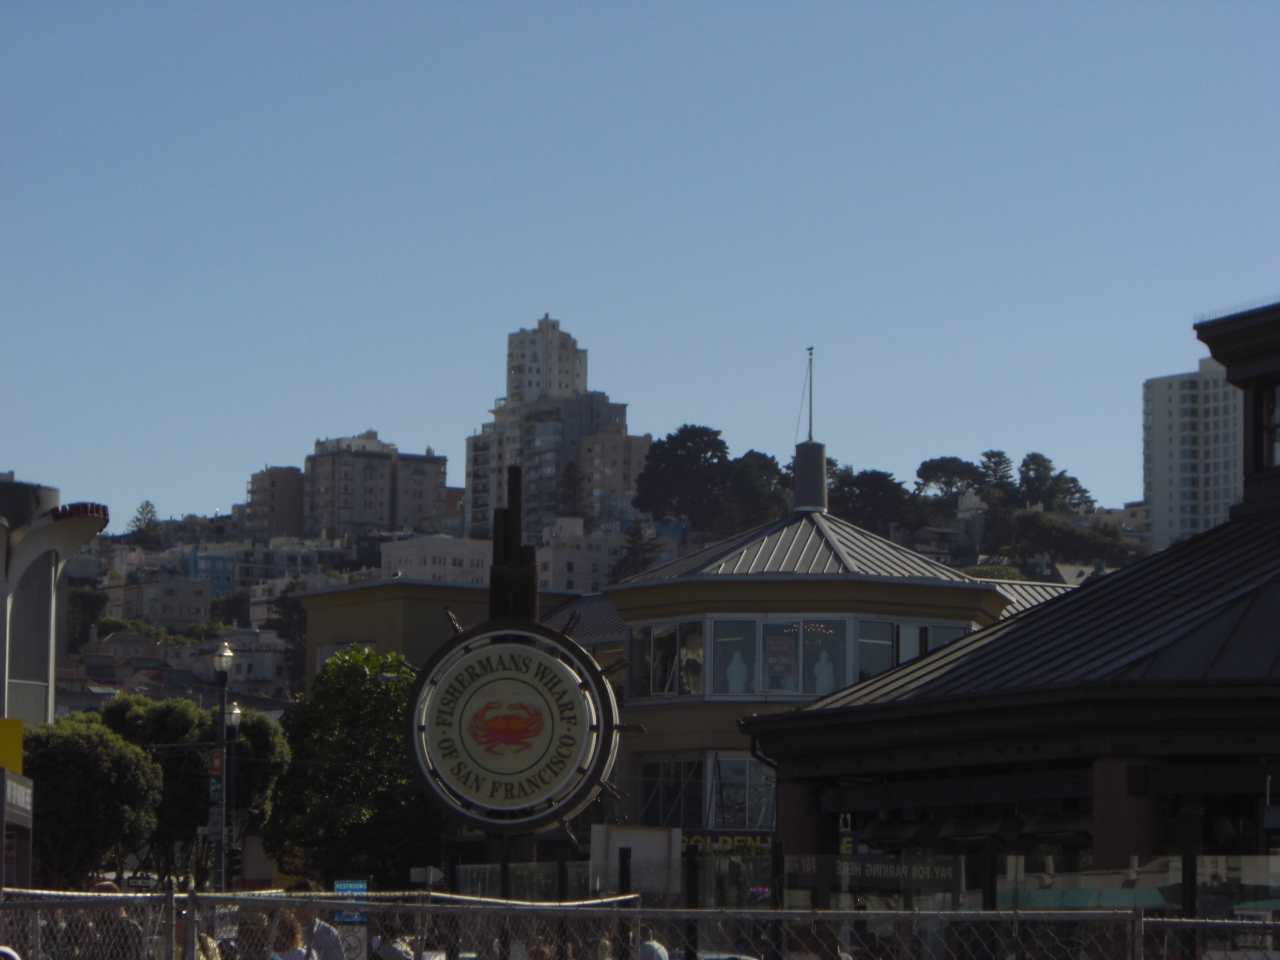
25 716 162 887
632 425 730 530
98 694 289 886
262 645 444 887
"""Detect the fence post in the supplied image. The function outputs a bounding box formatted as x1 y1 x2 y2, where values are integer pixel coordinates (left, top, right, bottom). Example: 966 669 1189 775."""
166 887 177 960
185 884 198 960
683 848 698 960
767 841 785 960
29 905 40 960
618 848 632 960
1131 909 1144 960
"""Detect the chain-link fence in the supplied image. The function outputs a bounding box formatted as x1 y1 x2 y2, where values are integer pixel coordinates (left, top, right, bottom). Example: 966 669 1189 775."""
4 891 1280 960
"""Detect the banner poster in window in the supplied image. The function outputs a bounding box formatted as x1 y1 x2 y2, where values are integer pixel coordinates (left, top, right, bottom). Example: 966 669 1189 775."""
408 622 619 834
682 831 774 857
834 854 962 893
764 638 795 677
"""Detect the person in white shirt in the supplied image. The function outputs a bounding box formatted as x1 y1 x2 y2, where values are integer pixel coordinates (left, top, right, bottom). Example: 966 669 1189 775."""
286 881 345 960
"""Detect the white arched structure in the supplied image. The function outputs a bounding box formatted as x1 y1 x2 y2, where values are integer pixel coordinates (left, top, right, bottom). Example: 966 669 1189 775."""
2 503 109 727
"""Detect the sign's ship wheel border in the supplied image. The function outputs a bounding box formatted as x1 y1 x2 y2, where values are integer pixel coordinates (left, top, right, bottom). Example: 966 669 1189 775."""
407 619 619 835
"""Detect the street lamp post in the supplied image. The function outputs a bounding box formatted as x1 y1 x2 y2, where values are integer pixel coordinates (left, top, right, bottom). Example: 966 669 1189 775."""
212 642 234 892
226 702 242 889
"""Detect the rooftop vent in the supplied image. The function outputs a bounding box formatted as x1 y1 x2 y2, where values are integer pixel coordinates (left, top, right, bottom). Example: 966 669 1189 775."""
793 441 828 513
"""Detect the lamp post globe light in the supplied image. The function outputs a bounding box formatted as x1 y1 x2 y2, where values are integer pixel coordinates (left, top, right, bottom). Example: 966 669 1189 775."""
213 642 233 891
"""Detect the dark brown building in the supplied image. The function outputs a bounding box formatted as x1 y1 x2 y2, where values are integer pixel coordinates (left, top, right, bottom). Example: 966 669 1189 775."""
742 301 1280 912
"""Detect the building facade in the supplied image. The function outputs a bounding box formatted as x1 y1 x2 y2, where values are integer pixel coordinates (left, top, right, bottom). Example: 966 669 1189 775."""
303 430 450 539
379 535 492 585
1143 357 1243 549
464 316 651 540
245 466 304 541
540 443 1068 849
104 576 212 632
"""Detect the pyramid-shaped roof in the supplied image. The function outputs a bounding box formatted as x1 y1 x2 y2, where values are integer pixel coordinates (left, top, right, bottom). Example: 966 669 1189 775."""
797 512 1280 711
617 510 974 585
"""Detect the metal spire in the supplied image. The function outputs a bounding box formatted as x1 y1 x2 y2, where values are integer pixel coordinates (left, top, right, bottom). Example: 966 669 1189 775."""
806 347 814 442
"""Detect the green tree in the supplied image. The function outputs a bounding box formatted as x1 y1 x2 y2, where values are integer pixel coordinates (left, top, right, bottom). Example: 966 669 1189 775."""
915 457 984 497
95 617 173 642
262 579 308 685
261 646 443 886
632 425 730 531
1017 454 1095 512
25 715 162 887
977 450 1018 500
1011 512 1128 566
557 462 591 524
960 564 1027 581
98 695 290 887
211 592 251 629
126 501 162 550
714 451 788 536
610 522 666 582
67 588 109 651
828 468 909 537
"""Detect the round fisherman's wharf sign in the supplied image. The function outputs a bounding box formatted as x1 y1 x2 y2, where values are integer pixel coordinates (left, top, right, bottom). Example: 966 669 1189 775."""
408 621 618 833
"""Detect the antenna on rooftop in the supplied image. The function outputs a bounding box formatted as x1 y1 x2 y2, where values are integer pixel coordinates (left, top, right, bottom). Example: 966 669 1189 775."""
806 347 815 442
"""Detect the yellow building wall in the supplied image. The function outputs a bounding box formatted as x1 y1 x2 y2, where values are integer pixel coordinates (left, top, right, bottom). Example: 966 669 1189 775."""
0 719 22 775
299 581 577 689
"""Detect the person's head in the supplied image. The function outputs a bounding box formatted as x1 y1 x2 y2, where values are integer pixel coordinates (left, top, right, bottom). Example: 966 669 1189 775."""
90 881 126 919
0 946 23 960
286 880 324 925
526 946 552 960
273 913 302 952
238 915 272 958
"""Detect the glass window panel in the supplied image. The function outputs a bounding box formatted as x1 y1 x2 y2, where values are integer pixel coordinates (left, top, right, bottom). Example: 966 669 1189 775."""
712 756 750 829
652 624 678 694
898 625 926 663
713 620 757 694
761 621 800 691
858 621 895 682
747 757 776 831
678 622 704 695
630 627 651 699
930 625 966 652
803 619 847 695
640 759 704 830
711 755 776 831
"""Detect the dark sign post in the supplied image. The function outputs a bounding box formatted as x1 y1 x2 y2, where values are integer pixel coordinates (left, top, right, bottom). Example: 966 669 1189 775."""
407 466 621 869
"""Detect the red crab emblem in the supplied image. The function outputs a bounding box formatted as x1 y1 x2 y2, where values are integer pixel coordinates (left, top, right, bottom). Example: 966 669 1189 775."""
467 701 545 754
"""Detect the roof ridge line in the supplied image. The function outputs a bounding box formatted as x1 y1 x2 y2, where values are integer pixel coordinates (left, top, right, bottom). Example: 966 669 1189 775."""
809 511 861 574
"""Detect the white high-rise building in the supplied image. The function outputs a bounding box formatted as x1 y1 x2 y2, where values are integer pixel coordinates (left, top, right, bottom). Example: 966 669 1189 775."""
1143 357 1244 549
464 315 650 539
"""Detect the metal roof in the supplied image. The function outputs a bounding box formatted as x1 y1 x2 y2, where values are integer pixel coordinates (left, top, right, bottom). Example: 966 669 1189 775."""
542 592 628 642
616 511 973 585
982 579 1073 617
803 513 1280 711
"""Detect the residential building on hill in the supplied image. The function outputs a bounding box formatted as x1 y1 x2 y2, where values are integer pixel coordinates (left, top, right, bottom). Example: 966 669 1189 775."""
245 466 304 541
1144 356 1243 549
303 430 450 539
104 576 212 632
464 315 651 539
379 535 491 585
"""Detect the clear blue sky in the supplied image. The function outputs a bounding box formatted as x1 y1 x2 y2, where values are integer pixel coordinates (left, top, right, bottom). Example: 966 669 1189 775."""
3 3 1277 532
